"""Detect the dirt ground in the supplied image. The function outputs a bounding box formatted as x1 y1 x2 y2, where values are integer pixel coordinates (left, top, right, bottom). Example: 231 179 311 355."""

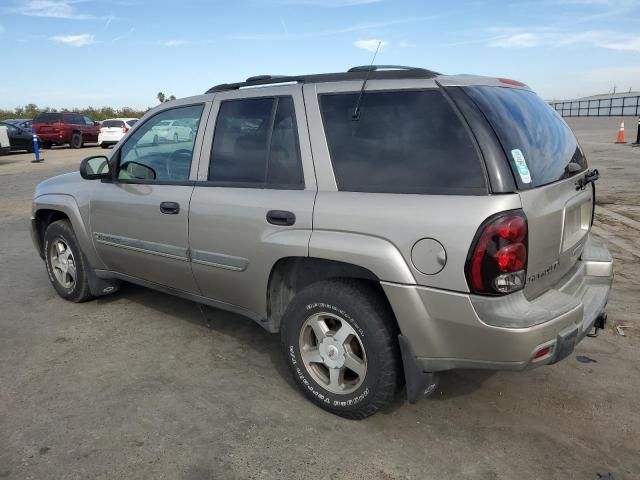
0 117 639 480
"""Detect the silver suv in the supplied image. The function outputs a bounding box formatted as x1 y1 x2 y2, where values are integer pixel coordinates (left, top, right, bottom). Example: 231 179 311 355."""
31 66 613 419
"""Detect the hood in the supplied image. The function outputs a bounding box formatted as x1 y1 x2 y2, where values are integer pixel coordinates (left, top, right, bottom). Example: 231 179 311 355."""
34 172 83 198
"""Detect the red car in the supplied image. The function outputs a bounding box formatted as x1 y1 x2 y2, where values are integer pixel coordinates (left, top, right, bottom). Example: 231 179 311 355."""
33 112 100 149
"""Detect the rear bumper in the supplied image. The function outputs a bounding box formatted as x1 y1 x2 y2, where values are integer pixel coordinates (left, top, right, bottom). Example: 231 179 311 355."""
37 133 69 143
384 233 613 373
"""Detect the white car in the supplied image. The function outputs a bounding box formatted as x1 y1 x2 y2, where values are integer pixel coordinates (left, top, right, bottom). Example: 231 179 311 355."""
98 118 139 148
149 119 194 144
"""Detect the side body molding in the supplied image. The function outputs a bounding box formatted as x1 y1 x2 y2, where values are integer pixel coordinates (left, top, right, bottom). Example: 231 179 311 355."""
308 231 416 284
32 193 106 270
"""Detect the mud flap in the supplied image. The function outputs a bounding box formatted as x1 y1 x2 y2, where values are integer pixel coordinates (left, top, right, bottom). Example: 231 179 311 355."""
398 334 439 403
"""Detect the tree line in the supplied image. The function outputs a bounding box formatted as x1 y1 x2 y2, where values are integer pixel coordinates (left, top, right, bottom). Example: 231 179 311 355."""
0 104 149 122
0 92 178 122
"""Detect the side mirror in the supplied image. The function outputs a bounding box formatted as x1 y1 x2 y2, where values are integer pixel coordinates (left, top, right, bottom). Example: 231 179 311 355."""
94 121 101 127
120 161 157 180
80 155 111 180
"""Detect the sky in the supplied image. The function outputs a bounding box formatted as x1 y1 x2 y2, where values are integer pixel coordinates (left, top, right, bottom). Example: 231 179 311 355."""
0 0 639 109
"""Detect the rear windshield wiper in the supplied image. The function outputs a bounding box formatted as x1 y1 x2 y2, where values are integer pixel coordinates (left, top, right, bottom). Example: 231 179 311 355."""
575 168 599 190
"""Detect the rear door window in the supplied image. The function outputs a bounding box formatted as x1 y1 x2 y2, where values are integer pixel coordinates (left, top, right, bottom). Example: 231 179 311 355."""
319 90 486 195
464 86 586 188
208 96 304 188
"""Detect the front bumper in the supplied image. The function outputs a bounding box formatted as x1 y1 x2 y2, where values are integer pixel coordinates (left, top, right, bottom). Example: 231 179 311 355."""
384 234 613 373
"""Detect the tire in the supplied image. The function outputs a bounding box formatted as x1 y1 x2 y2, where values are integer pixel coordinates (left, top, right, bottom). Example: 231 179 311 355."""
42 142 52 149
43 220 94 303
281 279 401 419
70 133 83 149
27 142 34 153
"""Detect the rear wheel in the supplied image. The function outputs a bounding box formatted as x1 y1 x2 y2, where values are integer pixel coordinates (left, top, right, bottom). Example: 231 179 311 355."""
44 220 93 303
281 279 401 419
70 133 83 149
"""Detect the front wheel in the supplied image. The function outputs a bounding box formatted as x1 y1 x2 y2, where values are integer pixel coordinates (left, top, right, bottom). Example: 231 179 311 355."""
281 280 401 419
44 220 94 302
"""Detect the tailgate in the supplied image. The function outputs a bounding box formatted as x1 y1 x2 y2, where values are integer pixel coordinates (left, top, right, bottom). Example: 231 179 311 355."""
519 178 593 298
463 85 593 299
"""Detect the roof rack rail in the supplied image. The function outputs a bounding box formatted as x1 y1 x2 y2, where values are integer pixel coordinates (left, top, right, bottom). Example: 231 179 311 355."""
347 65 434 73
205 66 441 94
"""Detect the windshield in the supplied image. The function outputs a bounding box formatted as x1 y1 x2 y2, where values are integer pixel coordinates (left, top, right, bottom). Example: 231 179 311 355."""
465 86 586 189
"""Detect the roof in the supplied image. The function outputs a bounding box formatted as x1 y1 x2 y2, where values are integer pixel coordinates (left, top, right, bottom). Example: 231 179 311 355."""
205 65 441 93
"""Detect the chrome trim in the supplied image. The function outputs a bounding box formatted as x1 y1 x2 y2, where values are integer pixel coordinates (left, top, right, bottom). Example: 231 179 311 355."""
93 232 188 261
190 249 249 272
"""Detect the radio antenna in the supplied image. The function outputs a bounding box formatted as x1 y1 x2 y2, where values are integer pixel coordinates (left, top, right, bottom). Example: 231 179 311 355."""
352 41 381 121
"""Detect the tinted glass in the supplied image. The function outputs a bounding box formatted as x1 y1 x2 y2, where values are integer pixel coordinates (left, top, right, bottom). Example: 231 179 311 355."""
320 90 485 195
209 96 304 187
103 120 125 128
267 97 303 186
126 119 138 127
33 113 61 123
118 104 204 182
84 116 94 125
465 86 586 188
64 114 82 124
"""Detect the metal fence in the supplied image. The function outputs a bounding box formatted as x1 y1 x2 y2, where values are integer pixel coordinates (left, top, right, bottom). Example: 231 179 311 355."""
550 95 640 117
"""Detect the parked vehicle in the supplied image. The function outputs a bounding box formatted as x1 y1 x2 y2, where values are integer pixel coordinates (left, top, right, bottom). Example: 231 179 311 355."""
0 121 39 153
32 112 100 149
98 118 139 148
0 125 10 155
30 66 612 419
145 119 194 144
4 118 33 131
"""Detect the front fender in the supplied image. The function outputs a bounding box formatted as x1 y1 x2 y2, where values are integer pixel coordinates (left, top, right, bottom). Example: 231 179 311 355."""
32 193 106 270
308 231 416 284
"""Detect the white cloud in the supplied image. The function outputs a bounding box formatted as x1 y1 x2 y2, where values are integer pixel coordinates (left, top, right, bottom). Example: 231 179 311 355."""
488 27 640 52
12 0 94 20
51 33 95 46
354 39 388 51
489 32 539 48
162 39 187 47
232 15 441 41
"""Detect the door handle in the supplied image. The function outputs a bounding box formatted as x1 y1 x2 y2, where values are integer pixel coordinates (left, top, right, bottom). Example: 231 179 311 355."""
160 201 180 215
266 210 296 226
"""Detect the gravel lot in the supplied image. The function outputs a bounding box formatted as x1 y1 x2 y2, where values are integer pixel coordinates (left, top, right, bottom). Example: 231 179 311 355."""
1 118 639 480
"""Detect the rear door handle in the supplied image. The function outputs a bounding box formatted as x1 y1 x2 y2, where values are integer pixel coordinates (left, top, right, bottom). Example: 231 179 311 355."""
266 210 296 226
160 201 180 215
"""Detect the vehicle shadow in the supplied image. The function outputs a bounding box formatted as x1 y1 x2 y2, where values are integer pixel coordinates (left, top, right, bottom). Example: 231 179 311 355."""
96 283 497 411
96 282 298 391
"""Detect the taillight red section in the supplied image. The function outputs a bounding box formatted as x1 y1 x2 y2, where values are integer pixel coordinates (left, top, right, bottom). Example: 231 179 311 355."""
123 126 129 133
465 211 528 295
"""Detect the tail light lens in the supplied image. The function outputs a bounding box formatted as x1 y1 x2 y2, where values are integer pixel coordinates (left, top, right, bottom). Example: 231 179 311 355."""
465 211 528 295
123 126 129 133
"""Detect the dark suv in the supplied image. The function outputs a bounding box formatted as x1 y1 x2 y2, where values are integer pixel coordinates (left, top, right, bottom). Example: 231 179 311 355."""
33 112 100 149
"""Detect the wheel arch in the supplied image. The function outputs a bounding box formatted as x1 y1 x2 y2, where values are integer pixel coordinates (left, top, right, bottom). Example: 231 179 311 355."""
267 256 396 333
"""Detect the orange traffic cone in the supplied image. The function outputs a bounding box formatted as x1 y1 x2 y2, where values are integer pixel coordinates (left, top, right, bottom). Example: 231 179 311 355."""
615 121 626 143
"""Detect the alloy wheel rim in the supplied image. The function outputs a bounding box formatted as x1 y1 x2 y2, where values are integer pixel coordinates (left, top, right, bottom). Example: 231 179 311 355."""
49 239 77 289
298 312 367 395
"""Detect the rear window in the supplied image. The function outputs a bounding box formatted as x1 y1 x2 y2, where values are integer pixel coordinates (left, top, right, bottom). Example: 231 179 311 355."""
102 120 125 128
319 90 486 195
465 86 586 188
126 119 138 127
33 113 61 123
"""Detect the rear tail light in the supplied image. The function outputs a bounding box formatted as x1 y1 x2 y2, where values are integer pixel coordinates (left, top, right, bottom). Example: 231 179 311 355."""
123 126 129 133
465 210 528 295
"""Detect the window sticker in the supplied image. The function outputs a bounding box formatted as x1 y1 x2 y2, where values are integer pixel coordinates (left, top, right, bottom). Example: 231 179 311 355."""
511 149 532 184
